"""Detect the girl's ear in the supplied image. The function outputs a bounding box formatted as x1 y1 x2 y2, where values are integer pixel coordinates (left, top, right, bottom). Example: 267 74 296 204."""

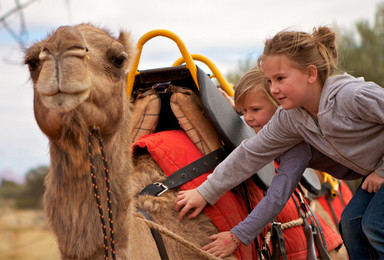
306 65 318 84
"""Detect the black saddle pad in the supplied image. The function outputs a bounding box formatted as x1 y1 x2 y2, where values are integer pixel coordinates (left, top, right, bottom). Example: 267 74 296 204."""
198 67 254 150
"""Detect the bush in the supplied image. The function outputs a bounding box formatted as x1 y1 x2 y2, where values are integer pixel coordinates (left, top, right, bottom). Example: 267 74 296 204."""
0 166 48 209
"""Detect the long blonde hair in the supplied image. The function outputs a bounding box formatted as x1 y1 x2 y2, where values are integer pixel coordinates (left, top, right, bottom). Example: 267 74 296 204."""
258 26 338 85
234 66 279 111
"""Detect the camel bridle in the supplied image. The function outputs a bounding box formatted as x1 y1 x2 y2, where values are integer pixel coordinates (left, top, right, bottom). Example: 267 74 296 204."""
88 126 116 260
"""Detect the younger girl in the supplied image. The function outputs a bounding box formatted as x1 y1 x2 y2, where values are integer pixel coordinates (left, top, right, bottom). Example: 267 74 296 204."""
176 26 384 259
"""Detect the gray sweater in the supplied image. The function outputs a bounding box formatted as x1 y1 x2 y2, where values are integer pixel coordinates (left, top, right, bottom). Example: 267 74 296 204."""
197 73 383 245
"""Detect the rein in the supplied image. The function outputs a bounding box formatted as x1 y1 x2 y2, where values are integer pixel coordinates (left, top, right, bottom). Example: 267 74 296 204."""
88 126 116 260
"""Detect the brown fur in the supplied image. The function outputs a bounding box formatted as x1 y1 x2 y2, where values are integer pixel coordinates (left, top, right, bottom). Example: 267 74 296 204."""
25 24 230 260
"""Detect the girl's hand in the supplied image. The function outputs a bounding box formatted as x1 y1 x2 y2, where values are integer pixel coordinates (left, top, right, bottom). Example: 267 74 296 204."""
362 171 384 193
201 231 239 258
175 189 207 220
218 88 235 108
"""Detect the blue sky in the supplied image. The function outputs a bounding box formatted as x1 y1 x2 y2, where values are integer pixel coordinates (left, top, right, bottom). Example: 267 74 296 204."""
0 0 382 179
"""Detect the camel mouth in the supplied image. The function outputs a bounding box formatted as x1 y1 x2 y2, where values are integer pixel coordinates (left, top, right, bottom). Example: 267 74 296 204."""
41 88 91 112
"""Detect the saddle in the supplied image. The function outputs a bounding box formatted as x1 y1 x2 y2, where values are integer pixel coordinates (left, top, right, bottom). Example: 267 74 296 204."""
130 65 321 194
130 65 339 259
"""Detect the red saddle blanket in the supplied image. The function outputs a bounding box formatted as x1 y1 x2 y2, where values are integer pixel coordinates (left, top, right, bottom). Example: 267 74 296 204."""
132 130 343 259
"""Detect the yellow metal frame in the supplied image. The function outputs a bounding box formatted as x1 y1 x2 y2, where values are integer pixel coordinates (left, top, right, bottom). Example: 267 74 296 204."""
126 29 198 97
173 54 234 97
320 171 340 199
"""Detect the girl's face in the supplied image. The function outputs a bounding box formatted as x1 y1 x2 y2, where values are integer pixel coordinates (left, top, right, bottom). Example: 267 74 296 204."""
262 54 315 111
241 91 277 134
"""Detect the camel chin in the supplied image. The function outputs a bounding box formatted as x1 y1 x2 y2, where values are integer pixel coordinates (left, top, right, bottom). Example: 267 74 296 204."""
41 89 90 112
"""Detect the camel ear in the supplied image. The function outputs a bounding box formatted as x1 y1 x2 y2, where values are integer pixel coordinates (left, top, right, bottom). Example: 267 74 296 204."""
117 31 137 64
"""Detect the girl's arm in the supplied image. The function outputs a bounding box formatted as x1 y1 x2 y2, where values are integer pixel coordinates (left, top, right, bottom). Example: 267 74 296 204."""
175 110 303 220
230 141 311 246
198 142 311 259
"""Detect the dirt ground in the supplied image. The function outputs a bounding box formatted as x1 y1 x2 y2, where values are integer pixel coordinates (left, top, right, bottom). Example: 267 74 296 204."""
0 206 60 260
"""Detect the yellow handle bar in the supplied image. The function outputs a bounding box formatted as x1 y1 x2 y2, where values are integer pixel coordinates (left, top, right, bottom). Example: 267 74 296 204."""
321 171 339 199
126 29 199 97
173 54 234 97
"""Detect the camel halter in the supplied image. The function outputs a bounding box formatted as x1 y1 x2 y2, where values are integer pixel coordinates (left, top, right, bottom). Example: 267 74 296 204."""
88 126 116 260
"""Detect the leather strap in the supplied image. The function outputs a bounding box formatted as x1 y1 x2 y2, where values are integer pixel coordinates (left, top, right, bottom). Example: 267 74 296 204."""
135 82 192 99
292 191 331 260
237 181 265 259
271 221 287 260
291 194 317 260
327 196 340 231
302 195 330 259
137 146 228 197
137 209 169 260
313 225 331 260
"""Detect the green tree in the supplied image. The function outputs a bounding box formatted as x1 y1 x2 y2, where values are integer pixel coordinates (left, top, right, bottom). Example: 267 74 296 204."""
225 57 256 86
0 179 23 199
15 166 48 209
339 2 384 86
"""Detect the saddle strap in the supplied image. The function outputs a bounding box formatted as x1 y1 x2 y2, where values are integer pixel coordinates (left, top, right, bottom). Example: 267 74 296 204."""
270 221 287 260
137 209 169 260
137 145 228 197
298 191 328 253
302 196 331 260
313 225 331 260
327 196 340 231
303 218 317 260
291 194 317 260
292 191 331 260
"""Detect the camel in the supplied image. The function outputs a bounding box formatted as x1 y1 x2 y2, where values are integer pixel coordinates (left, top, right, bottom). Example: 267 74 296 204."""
24 23 228 260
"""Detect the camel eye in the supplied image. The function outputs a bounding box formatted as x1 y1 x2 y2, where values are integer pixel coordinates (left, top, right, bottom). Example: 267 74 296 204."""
26 59 39 72
112 55 126 68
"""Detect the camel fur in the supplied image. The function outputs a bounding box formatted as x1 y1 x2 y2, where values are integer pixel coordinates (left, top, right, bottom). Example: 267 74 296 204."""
24 23 231 260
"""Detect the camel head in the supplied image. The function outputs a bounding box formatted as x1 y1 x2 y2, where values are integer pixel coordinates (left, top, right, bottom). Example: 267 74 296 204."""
25 24 135 140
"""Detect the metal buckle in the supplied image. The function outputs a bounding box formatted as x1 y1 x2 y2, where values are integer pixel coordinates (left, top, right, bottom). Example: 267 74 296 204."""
271 221 282 228
154 182 169 196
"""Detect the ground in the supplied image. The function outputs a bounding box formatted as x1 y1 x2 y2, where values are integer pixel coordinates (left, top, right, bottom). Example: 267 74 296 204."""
0 203 60 260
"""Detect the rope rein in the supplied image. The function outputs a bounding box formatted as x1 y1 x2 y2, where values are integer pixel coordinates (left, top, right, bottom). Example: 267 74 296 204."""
263 212 311 248
88 126 116 260
136 210 307 260
135 214 220 260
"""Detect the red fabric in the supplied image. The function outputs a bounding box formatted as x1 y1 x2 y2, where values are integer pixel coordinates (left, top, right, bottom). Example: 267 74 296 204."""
265 190 343 259
316 180 353 225
132 130 343 259
267 161 343 259
132 130 256 259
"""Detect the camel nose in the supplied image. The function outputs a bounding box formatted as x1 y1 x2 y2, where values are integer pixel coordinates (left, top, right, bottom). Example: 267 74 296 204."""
36 26 91 98
48 26 88 54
